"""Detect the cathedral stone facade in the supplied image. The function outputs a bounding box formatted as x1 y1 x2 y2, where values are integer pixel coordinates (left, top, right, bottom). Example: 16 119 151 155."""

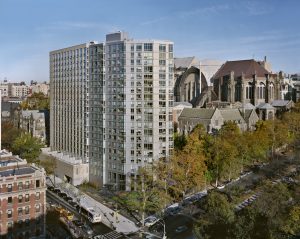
212 59 280 106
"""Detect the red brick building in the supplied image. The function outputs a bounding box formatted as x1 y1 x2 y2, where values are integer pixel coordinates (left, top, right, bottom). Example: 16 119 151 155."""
0 150 46 238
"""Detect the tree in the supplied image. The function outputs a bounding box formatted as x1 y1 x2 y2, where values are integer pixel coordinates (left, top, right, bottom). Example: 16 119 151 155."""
1 121 23 151
170 125 207 198
195 191 235 239
38 154 57 175
12 133 43 163
281 205 300 236
114 166 164 226
20 92 49 110
174 133 187 151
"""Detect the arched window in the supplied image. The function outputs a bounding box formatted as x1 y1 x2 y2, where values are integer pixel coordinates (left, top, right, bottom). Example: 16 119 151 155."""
246 82 253 99
258 82 265 99
269 83 274 99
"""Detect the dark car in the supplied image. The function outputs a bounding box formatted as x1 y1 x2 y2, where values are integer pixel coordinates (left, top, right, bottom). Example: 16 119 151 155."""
69 201 78 208
175 225 188 233
65 196 73 202
53 188 61 194
58 192 68 198
73 220 84 228
47 186 54 191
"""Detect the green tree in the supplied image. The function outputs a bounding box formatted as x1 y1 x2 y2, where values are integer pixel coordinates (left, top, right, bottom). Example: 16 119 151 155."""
114 166 164 226
195 191 235 239
1 121 24 151
38 154 57 175
20 92 49 110
12 133 43 163
174 133 187 151
170 125 207 198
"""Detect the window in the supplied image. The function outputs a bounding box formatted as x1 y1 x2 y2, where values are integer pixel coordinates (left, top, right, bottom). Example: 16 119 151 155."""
36 180 40 188
168 44 173 52
25 206 29 214
7 222 13 230
144 66 153 73
36 192 40 200
159 44 166 52
144 43 153 51
18 208 22 216
25 194 29 202
136 44 142 51
35 204 40 213
18 195 23 203
8 197 12 204
25 181 29 189
159 60 166 66
7 209 12 218
7 184 12 192
18 182 23 190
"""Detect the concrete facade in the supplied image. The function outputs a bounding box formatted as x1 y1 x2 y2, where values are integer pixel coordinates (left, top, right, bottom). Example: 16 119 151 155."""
104 32 174 190
50 32 174 190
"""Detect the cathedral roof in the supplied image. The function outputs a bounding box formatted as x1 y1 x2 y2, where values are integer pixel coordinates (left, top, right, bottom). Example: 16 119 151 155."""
219 109 245 122
174 57 198 69
179 108 216 119
212 59 270 79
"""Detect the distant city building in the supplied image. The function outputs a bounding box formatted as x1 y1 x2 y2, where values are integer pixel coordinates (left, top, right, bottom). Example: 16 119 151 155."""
0 150 46 238
0 82 9 97
9 83 29 98
29 83 49 96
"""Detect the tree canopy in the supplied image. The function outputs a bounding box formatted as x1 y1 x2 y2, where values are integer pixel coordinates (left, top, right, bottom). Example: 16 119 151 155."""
12 133 43 163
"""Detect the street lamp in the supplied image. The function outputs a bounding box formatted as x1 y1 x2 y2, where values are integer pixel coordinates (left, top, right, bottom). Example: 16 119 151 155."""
156 219 167 239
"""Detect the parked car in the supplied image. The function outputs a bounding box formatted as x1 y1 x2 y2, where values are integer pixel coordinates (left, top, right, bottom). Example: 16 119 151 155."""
53 188 61 194
217 184 225 189
82 224 93 236
144 216 159 227
73 220 84 228
47 186 54 191
175 225 188 233
58 192 68 198
69 201 78 208
65 196 73 202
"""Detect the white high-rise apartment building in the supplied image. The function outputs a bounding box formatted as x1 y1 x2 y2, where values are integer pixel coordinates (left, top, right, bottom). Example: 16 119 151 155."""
49 32 174 190
49 43 97 185
103 32 174 190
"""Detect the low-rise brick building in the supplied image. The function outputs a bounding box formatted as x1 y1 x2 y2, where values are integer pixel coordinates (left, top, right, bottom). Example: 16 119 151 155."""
0 150 46 238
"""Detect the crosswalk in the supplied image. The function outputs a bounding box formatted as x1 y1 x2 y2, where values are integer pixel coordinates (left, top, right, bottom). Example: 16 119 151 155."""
93 231 124 239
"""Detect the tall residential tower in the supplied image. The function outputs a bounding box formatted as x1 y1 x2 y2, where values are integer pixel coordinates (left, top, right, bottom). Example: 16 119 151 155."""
49 32 174 190
104 32 174 190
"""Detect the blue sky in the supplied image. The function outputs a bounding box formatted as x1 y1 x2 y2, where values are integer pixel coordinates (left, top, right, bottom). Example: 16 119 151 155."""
0 0 299 83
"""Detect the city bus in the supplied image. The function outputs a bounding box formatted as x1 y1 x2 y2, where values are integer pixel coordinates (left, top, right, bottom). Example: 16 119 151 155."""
80 206 102 223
